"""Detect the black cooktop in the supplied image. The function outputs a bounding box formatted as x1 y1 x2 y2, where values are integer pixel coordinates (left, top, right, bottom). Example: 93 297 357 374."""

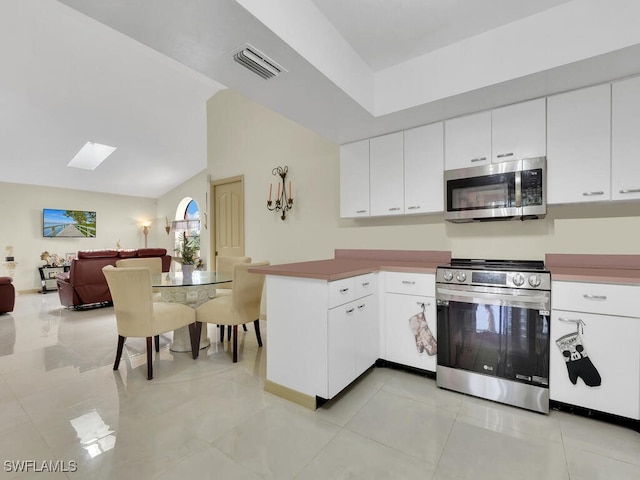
445 258 548 272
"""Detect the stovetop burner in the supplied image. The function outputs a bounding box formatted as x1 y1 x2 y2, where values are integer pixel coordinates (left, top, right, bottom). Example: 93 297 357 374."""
448 258 547 272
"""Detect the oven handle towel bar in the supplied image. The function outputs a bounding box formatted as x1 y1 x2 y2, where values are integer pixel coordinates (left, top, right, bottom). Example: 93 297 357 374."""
437 287 550 310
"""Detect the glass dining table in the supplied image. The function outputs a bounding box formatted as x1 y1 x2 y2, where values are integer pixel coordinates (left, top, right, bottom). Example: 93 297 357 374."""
151 271 232 352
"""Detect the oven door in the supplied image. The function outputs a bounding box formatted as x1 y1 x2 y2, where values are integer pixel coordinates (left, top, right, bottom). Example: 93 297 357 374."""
436 284 550 386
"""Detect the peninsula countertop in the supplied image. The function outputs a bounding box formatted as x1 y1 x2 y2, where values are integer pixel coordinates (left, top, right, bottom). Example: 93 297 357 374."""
249 249 451 281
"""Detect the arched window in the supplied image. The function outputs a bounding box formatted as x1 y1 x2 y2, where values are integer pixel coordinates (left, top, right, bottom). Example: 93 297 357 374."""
174 197 201 263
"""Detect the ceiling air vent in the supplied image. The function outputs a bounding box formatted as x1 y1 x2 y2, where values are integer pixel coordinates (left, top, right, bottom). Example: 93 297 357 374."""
232 44 285 80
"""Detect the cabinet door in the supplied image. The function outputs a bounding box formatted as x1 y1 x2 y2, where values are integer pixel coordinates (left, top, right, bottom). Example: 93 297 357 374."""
444 111 491 170
328 301 357 398
354 295 379 375
340 140 370 218
547 84 611 204
384 293 437 372
550 310 640 420
404 123 444 214
370 132 404 216
492 98 546 163
612 76 640 201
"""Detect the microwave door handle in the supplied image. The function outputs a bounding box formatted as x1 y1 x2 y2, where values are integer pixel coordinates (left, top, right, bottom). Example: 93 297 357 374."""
515 171 522 207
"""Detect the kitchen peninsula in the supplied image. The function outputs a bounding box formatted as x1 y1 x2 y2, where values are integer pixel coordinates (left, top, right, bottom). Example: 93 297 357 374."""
250 249 450 409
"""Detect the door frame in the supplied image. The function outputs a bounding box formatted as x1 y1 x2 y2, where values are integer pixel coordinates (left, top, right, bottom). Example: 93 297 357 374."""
210 175 245 261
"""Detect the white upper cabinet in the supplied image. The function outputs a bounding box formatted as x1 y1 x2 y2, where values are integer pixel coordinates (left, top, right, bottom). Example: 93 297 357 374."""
370 132 404 216
444 111 491 170
547 84 611 204
491 98 546 163
404 123 444 214
340 139 370 218
612 76 640 201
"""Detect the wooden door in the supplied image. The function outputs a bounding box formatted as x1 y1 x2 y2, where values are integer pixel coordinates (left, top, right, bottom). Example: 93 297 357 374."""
212 176 244 262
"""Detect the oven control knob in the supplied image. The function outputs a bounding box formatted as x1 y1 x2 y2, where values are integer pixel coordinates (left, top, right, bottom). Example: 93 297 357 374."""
442 270 453 281
455 271 467 282
528 274 541 288
512 273 525 286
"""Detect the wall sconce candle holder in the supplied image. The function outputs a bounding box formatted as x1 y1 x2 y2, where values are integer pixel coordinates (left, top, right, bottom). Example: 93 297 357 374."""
267 166 294 220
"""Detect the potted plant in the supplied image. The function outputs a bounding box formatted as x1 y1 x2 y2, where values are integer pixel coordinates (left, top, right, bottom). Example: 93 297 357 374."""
176 233 198 278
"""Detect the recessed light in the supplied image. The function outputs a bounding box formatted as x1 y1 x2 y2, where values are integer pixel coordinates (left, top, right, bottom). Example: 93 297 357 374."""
68 142 117 170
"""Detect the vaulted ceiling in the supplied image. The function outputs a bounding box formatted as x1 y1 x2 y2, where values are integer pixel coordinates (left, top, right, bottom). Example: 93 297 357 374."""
3 0 640 197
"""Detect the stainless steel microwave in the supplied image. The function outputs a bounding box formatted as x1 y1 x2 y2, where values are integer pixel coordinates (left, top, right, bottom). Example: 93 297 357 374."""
444 157 546 223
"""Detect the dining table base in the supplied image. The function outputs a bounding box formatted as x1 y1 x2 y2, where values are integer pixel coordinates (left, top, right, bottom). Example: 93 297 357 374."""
171 323 210 352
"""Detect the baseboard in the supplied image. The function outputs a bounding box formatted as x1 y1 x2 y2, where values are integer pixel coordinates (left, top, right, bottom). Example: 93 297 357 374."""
264 379 317 410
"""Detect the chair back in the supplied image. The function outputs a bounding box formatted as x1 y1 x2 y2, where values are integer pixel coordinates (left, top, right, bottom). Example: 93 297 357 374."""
216 256 251 289
102 266 154 337
116 257 163 274
231 262 269 323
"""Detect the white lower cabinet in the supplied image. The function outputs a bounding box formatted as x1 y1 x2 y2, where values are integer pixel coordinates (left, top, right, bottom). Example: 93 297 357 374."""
550 281 640 420
383 272 437 372
266 272 379 403
328 294 378 398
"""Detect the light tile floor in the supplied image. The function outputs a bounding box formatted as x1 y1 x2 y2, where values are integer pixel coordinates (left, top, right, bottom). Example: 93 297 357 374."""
0 292 638 479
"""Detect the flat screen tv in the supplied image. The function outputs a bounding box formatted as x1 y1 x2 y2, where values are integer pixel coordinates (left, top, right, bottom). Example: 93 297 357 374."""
43 209 96 238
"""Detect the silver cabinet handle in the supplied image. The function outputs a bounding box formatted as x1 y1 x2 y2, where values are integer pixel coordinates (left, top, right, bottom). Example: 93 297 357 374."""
582 191 604 196
346 308 355 314
361 282 370 287
497 153 514 158
339 288 349 294
388 207 401 211
558 317 582 323
619 188 640 194
583 294 607 301
356 210 367 214
470 157 486 162
416 301 431 307
402 280 416 285
357 303 366 310
407 205 420 210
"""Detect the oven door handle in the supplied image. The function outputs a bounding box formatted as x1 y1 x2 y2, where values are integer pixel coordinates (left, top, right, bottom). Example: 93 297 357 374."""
437 287 549 307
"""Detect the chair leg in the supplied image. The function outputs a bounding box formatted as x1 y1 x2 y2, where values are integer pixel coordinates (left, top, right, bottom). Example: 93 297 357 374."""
254 319 263 347
219 325 224 342
188 322 201 359
154 335 160 352
146 337 153 380
113 335 126 370
228 325 232 341
232 325 238 363
242 324 248 332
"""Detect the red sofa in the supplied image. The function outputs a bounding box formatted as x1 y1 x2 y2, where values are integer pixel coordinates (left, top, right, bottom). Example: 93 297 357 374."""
0 277 15 313
56 248 171 309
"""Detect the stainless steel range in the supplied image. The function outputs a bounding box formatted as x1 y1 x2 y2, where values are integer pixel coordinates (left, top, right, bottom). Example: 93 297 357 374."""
436 259 551 413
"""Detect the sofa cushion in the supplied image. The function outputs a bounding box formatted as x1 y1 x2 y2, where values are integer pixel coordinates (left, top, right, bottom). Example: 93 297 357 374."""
118 249 138 258
138 248 167 257
77 250 119 259
0 277 13 285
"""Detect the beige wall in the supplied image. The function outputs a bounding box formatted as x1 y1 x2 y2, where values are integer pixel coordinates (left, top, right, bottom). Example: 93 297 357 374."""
199 89 639 266
0 182 157 291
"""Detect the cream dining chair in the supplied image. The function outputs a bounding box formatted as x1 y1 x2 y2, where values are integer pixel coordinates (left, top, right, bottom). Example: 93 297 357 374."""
194 261 268 363
102 265 199 379
116 256 164 304
215 255 251 340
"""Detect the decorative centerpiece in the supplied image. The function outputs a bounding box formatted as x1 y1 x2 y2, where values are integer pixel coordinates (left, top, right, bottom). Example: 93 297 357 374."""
175 233 199 279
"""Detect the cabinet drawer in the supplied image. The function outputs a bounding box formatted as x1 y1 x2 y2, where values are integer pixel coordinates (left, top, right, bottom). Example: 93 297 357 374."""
328 277 356 308
385 272 435 296
552 281 640 317
355 273 377 299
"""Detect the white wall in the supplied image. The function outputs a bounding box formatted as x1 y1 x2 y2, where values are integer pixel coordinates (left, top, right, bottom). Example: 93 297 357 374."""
0 181 157 291
195 89 640 266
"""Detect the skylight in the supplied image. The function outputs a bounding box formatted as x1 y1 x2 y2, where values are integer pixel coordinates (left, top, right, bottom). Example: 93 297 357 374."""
68 142 117 170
